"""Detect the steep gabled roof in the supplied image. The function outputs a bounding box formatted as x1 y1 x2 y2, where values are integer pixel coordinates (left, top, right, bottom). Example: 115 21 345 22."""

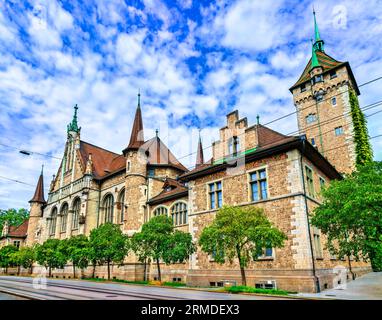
140 136 188 172
147 178 188 205
78 141 125 179
290 51 343 90
6 220 29 238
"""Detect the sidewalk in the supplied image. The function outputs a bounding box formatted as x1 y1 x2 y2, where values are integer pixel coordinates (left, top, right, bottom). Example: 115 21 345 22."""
292 272 382 300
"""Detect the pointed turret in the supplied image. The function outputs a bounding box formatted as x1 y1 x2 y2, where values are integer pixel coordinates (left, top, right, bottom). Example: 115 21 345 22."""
313 10 324 52
29 166 46 204
67 104 81 135
123 92 144 154
311 41 321 70
195 130 204 168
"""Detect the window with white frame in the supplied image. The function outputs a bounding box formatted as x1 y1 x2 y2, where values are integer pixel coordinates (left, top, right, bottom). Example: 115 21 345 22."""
171 202 188 226
103 194 114 223
209 181 222 209
60 203 68 233
118 190 125 223
50 207 57 235
153 206 168 217
72 198 81 229
249 169 268 201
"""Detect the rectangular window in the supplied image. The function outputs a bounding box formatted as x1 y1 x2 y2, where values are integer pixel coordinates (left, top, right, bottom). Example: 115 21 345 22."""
209 181 222 209
13 241 20 248
335 126 344 136
306 113 317 124
305 166 314 197
250 169 268 202
313 232 323 259
148 168 155 177
319 177 325 189
330 70 337 79
311 138 316 146
227 136 240 156
331 97 337 106
300 84 306 93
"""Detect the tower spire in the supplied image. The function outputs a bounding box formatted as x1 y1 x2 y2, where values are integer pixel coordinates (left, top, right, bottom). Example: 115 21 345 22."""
29 168 46 204
311 40 320 70
195 130 204 168
67 104 80 134
312 9 324 52
123 92 145 153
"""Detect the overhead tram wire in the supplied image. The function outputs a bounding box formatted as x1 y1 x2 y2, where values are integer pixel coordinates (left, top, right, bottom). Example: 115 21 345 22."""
0 142 62 160
178 98 382 167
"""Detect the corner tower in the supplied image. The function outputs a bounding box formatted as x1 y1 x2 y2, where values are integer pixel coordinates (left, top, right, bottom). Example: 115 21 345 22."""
26 166 46 246
122 92 148 234
290 11 363 174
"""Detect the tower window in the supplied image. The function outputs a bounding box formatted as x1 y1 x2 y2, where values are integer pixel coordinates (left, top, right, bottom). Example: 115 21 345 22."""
332 97 337 106
148 168 155 177
330 70 337 79
335 126 344 136
227 136 240 156
311 74 323 85
300 84 307 93
306 113 317 124
311 138 316 146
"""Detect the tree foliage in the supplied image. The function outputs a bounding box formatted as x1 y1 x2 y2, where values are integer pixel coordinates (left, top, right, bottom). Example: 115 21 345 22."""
199 206 287 286
35 239 67 277
311 161 382 271
65 235 90 278
10 246 36 274
0 208 29 232
349 88 373 167
131 215 195 281
0 245 19 272
89 223 129 280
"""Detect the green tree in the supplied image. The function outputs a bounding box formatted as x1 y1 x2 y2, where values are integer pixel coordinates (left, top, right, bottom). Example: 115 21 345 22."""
35 239 67 277
349 88 373 167
131 215 195 282
312 161 382 271
11 246 36 275
0 245 19 273
199 206 287 286
89 223 129 280
0 208 29 232
65 235 89 278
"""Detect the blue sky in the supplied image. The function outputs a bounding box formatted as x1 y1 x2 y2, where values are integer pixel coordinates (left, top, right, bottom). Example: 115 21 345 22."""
0 0 382 209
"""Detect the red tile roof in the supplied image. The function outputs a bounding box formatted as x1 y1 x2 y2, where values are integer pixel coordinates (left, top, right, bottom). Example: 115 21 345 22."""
7 220 29 238
148 178 188 204
78 141 126 179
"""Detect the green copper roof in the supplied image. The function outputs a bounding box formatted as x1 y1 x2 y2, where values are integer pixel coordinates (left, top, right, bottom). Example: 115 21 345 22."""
313 10 325 52
311 43 320 69
67 104 80 134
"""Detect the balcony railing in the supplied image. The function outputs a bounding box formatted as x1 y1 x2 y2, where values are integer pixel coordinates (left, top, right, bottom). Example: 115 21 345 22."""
48 177 88 203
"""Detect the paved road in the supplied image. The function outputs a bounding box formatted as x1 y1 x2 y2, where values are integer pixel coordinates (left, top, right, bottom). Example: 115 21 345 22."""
0 276 290 300
0 292 26 300
293 272 382 300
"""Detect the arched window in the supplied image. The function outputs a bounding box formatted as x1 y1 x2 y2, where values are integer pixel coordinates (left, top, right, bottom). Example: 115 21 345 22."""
118 190 125 224
103 194 114 223
50 207 57 236
72 198 81 230
153 206 168 217
60 203 68 233
171 202 188 226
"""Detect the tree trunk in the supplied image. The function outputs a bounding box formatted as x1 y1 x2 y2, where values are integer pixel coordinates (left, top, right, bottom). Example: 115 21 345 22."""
143 258 147 282
30 265 33 275
347 256 355 280
48 266 52 278
73 263 76 279
92 261 96 278
107 260 111 281
236 245 246 286
5 266 8 274
156 258 161 282
17 265 20 276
